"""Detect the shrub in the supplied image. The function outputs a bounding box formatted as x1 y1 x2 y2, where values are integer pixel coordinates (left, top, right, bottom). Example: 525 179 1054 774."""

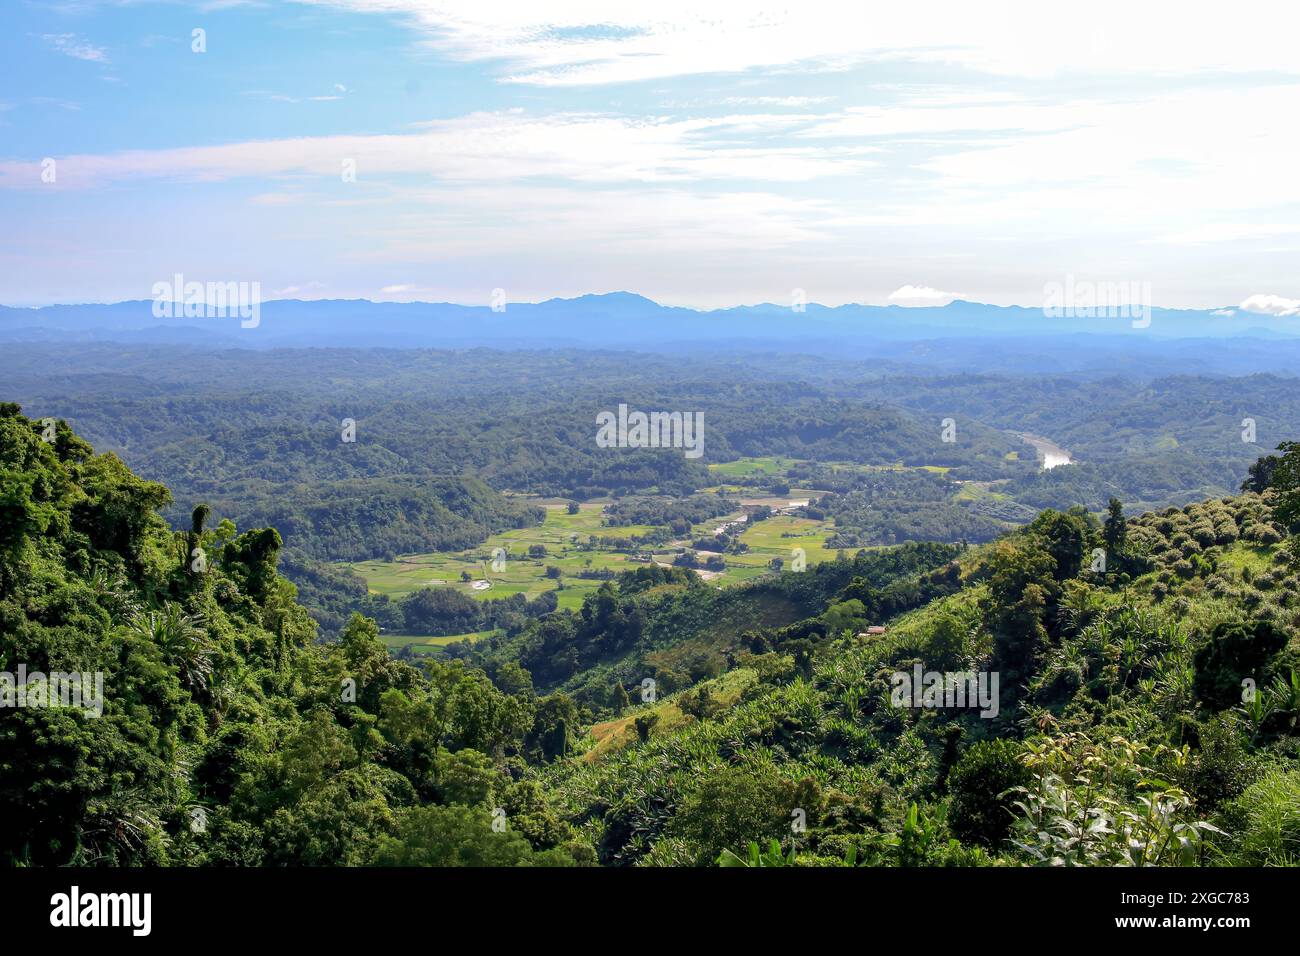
670 766 803 865
1220 767 1300 866
947 739 1031 849
1184 714 1255 812
372 804 572 867
1193 620 1288 710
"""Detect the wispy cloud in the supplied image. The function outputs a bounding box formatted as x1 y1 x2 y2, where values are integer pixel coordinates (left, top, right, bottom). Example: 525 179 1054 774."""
29 97 83 112
719 96 836 107
243 84 350 104
41 33 109 63
272 281 328 297
0 109 875 190
293 1 1300 86
10 0 1300 309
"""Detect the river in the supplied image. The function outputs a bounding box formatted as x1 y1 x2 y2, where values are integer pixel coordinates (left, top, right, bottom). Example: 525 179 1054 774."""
1016 432 1073 470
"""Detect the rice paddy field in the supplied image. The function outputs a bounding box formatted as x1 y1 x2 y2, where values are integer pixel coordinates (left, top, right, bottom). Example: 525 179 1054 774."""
345 503 660 611
344 460 866 653
706 514 842 583
706 456 796 478
379 630 499 656
346 500 841 600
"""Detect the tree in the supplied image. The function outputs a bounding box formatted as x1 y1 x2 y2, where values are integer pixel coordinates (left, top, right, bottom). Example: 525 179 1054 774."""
821 599 868 637
984 541 1055 684
222 526 283 603
191 503 211 536
436 748 500 808
1241 454 1281 494
1193 620 1288 710
1102 497 1127 568
1030 509 1089 582
131 604 214 693
948 740 1031 848
528 694 578 761
371 805 571 867
634 713 659 742
668 767 804 866
1265 441 1300 528
493 661 534 697
448 671 533 755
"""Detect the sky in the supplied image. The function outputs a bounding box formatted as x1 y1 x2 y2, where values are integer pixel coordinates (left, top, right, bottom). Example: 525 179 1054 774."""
2 0 1300 313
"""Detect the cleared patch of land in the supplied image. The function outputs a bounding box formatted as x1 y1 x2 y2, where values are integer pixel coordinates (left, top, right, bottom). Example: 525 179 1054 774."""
698 514 842 585
1217 541 1278 574
578 668 758 763
380 630 498 656
344 456 977 628
345 502 660 610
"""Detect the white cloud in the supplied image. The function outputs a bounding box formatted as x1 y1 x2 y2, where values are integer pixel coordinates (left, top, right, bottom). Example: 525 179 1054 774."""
0 110 873 190
1148 223 1300 246
889 285 957 306
355 183 847 259
272 281 327 297
719 96 835 107
15 1 1300 309
293 1 1300 86
1239 294 1300 318
42 33 109 63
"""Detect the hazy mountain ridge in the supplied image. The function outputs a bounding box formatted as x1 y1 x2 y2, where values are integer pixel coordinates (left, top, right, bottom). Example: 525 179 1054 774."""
3 295 1296 356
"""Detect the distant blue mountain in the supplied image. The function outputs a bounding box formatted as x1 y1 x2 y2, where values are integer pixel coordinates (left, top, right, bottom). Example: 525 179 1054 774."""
1 294 1296 358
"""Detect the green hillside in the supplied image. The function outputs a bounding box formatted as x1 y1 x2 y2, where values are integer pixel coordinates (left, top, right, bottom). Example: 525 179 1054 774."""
3 406 1297 868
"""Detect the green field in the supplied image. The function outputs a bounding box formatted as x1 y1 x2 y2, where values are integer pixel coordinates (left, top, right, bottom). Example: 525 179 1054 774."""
953 480 1011 503
344 503 661 610
822 459 951 476
707 456 796 478
343 495 845 609
709 455 950 480
703 514 841 585
343 458 985 623
380 630 498 656
669 502 842 587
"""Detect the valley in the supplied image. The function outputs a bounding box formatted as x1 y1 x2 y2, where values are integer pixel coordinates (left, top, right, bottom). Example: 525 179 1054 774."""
3 354 1299 873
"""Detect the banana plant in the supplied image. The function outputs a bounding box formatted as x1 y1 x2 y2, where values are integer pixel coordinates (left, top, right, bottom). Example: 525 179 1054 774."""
717 839 796 867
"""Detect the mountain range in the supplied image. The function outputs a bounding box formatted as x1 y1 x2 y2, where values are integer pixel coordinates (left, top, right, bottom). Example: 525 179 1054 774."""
3 293 1295 348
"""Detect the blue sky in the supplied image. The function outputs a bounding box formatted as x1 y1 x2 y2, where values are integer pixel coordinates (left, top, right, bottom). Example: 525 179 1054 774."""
3 0 1300 316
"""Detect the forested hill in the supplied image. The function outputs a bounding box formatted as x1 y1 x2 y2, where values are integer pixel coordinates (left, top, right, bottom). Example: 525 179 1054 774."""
0 403 585 865
5 345 1298 568
3 405 1298 867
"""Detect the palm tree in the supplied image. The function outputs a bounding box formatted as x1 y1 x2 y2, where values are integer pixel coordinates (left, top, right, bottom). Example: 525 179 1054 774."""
86 566 141 623
130 604 215 693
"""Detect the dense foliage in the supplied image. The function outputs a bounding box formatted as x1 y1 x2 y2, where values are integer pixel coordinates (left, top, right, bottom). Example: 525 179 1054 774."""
2 405 1297 868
